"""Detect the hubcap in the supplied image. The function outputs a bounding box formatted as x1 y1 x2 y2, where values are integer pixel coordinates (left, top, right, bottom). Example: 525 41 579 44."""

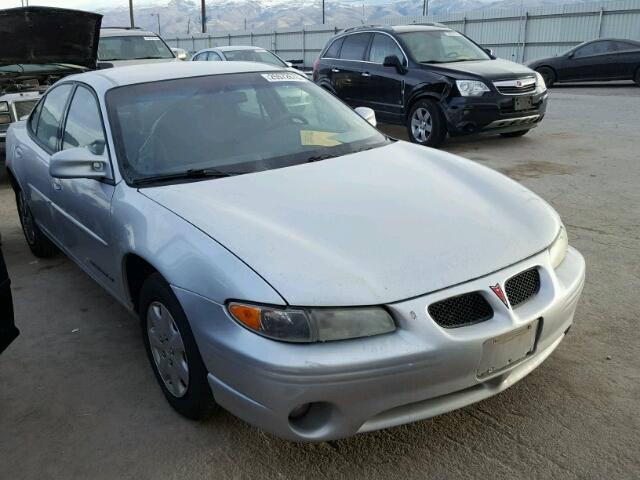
146 301 189 398
411 107 432 143
18 191 36 244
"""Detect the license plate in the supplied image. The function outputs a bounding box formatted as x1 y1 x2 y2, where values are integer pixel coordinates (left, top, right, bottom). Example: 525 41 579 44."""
477 320 539 378
514 96 533 111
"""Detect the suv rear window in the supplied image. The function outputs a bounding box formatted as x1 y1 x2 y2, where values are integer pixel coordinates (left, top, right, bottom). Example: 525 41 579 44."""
324 37 344 58
339 33 371 61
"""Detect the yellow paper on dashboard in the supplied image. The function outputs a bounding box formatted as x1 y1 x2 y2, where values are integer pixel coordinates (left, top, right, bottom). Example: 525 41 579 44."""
300 130 341 147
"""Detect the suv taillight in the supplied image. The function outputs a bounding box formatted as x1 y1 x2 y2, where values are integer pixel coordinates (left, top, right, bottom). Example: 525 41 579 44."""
312 58 320 81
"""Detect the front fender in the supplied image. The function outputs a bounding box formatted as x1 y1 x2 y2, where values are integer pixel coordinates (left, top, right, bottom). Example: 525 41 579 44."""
407 79 451 110
111 183 286 307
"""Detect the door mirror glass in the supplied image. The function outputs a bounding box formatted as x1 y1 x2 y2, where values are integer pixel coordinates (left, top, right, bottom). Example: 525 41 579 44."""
354 106 377 127
50 147 111 180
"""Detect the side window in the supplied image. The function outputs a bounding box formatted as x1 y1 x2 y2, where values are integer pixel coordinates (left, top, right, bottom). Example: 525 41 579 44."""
574 41 613 58
612 41 636 52
207 51 222 61
35 84 73 152
339 33 371 61
323 37 344 58
368 33 405 64
28 99 44 134
62 86 107 155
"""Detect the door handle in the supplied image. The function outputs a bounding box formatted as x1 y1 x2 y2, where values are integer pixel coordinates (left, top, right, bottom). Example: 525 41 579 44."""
361 72 371 77
331 68 340 73
52 178 62 191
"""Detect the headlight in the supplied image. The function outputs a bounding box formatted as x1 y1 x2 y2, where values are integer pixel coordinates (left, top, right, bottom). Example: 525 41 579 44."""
456 79 490 97
228 302 396 343
549 225 568 268
0 101 8 113
534 71 547 93
0 114 11 124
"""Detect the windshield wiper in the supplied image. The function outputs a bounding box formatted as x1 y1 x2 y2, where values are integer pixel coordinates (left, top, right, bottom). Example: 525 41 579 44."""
306 154 341 163
132 168 235 186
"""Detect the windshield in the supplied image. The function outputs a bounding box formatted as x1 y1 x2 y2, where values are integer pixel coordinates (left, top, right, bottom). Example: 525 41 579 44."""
106 72 388 184
399 30 490 63
98 35 174 61
222 50 287 67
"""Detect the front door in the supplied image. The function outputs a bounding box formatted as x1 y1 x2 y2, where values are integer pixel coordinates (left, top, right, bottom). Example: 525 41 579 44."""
51 84 118 290
561 41 617 81
358 33 406 123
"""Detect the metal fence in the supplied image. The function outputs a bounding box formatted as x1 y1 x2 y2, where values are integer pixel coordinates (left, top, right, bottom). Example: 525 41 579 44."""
166 0 640 67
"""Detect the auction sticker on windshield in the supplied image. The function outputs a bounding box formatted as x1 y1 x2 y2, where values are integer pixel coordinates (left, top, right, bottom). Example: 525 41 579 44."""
261 72 306 82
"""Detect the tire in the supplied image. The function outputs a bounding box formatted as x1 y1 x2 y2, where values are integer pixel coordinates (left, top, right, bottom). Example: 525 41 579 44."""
15 189 58 258
500 129 530 138
406 98 447 148
536 67 556 88
139 273 215 420
634 68 640 87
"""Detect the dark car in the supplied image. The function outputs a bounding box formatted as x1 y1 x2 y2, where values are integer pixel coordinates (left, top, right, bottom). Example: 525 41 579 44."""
0 243 18 354
527 38 640 87
313 24 548 147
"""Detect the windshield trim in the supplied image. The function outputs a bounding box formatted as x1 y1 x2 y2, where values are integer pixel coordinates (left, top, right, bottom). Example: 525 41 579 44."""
105 70 387 187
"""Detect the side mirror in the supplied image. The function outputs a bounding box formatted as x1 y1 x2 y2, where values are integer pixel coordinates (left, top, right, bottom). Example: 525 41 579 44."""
97 61 114 69
567 52 575 59
354 107 377 127
50 147 112 180
383 55 406 73
285 61 293 68
483 47 494 57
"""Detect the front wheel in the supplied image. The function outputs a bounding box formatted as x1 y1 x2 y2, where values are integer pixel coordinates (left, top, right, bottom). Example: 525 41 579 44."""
15 189 58 258
406 99 447 148
536 67 556 88
634 68 640 86
500 129 530 138
140 273 215 420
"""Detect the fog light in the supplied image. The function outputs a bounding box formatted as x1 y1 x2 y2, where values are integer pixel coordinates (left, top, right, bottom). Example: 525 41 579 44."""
288 403 311 420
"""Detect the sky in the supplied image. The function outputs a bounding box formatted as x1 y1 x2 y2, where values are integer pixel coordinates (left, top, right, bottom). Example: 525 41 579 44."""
3 0 165 9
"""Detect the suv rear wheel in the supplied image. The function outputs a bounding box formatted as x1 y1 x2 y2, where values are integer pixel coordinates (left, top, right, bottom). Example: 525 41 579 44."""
634 68 640 86
407 99 446 147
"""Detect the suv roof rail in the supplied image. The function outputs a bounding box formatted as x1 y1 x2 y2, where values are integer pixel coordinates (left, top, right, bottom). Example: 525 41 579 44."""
101 26 143 30
341 24 390 34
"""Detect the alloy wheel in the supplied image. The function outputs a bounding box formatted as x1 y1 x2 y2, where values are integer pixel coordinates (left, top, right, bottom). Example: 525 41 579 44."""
146 301 190 398
411 107 432 143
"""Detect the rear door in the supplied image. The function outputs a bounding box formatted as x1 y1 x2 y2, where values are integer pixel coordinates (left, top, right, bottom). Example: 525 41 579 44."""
359 33 406 123
53 84 117 289
20 83 74 244
609 41 640 79
332 33 372 105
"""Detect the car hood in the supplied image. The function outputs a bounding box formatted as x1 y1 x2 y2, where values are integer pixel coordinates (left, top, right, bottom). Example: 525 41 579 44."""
0 7 101 68
101 58 178 68
422 58 536 81
142 142 560 306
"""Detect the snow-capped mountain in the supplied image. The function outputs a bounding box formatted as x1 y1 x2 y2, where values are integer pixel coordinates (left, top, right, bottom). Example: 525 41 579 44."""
96 0 590 37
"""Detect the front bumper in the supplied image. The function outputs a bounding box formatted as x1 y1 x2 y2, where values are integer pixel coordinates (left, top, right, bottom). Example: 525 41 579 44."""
175 246 585 442
443 90 548 136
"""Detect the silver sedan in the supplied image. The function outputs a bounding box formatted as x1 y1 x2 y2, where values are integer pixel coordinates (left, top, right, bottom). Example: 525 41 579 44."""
5 62 585 441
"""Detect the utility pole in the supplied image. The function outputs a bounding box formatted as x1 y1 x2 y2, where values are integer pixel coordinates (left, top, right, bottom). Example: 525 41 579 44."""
129 0 134 28
423 0 429 17
187 18 191 35
201 0 207 33
322 0 325 24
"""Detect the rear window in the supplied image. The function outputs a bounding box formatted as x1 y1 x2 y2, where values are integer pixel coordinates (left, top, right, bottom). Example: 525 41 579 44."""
339 33 371 61
324 37 344 58
98 35 174 61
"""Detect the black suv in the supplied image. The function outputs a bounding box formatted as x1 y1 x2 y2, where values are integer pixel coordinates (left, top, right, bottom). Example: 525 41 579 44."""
313 24 548 147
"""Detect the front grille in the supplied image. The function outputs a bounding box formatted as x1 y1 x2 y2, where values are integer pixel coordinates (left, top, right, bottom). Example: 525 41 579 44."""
428 292 493 328
505 268 540 307
496 84 536 95
12 99 38 120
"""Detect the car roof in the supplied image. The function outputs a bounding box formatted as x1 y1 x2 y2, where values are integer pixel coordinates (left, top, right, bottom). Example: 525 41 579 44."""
339 24 448 35
217 45 268 52
100 28 159 37
74 61 285 89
